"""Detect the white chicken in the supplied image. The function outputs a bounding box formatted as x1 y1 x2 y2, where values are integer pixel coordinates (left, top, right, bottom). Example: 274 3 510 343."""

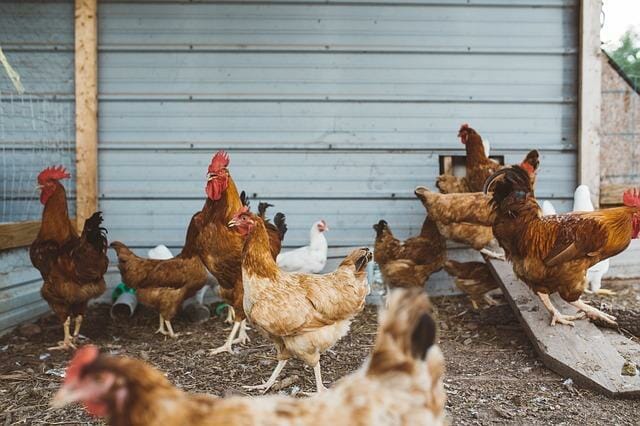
276 220 329 273
541 185 613 295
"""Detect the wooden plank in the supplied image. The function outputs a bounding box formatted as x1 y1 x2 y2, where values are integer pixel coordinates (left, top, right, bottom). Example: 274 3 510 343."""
600 183 629 206
578 0 602 207
74 0 99 231
0 221 40 251
486 258 640 398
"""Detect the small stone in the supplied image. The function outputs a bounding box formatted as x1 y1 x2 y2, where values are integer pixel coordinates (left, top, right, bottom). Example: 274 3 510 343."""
621 361 638 376
463 338 473 345
18 323 41 338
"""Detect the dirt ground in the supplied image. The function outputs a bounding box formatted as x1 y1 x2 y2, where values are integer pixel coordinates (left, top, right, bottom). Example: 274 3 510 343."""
0 280 639 425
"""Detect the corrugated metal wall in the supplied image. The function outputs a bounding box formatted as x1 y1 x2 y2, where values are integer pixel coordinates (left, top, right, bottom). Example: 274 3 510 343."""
98 0 579 273
0 1 75 335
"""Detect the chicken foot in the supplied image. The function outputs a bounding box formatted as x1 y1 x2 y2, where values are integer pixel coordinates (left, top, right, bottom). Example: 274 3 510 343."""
243 360 288 393
232 319 251 345
48 317 76 351
584 288 617 296
225 306 236 325
537 293 585 326
155 315 179 338
72 315 83 337
210 320 241 355
570 299 617 325
480 248 506 261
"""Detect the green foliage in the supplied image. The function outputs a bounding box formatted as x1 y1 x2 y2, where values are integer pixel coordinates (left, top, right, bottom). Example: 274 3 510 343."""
607 30 640 84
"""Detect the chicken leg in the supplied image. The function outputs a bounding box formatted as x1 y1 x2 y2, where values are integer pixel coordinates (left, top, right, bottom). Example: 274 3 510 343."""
225 306 236 325
232 319 251 345
48 317 76 351
480 248 506 261
155 315 166 335
570 299 617 325
313 362 327 393
72 315 83 337
210 320 241 355
537 293 585 326
243 360 288 393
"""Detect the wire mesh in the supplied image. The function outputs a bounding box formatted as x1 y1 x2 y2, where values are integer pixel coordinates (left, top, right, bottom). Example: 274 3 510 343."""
0 91 75 223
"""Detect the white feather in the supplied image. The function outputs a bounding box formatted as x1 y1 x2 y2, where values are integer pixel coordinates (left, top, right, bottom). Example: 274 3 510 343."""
482 137 491 157
541 200 557 216
148 244 174 260
571 185 610 291
277 221 329 273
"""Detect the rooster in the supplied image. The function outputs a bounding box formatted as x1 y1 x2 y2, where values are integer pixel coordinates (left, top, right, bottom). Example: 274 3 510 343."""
277 220 329 273
230 207 371 393
30 166 108 350
51 289 445 426
482 166 640 326
541 185 613 296
373 217 446 290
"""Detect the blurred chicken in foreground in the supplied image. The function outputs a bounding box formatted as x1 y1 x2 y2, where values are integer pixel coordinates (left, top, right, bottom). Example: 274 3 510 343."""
541 185 614 296
277 220 329 273
51 289 446 426
373 216 446 290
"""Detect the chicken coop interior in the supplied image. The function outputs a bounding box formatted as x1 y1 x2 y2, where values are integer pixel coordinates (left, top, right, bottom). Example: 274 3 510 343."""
1 0 640 424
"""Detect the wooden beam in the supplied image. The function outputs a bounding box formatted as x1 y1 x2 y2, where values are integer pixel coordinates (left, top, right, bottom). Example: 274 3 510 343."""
74 0 98 231
0 221 41 251
578 0 603 207
600 183 630 206
486 258 640 398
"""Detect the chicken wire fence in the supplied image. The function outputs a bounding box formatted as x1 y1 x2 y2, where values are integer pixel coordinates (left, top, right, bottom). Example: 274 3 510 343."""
0 91 75 223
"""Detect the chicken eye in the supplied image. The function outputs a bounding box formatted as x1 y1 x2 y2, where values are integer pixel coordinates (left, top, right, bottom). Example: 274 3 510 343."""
514 190 526 200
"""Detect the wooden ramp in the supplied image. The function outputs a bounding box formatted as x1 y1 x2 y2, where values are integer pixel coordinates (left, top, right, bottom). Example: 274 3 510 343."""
485 258 640 398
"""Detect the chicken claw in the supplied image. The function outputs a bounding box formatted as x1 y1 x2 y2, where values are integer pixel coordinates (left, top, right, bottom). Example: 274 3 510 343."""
480 248 505 261
571 300 617 325
49 317 76 350
243 360 288 394
550 311 585 327
232 320 251 345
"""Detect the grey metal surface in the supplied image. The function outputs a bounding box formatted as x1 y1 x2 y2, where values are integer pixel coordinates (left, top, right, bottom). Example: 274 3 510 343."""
97 0 579 252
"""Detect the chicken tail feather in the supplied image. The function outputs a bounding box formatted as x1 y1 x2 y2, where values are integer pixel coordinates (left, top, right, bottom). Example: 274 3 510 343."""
368 288 438 376
82 212 108 252
273 212 288 241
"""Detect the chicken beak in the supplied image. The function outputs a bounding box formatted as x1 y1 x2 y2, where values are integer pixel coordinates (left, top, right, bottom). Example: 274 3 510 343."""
51 384 84 408
36 184 43 190
228 219 238 228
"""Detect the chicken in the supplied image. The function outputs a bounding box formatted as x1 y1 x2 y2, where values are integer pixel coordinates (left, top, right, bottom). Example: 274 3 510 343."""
436 124 501 194
30 166 108 350
542 185 613 295
480 166 640 326
257 201 288 260
414 187 501 258
416 151 540 259
443 260 500 309
436 124 540 195
277 220 329 273
373 217 446 290
229 207 371 393
51 289 445 426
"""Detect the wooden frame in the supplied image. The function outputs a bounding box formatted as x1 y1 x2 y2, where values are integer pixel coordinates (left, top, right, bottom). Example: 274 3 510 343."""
578 0 603 207
0 0 96 252
74 0 99 231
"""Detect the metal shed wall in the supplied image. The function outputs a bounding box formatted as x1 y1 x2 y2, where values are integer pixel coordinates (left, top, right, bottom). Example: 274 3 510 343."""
98 0 579 277
0 1 75 335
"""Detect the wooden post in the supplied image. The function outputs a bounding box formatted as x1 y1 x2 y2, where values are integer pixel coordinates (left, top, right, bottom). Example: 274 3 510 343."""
578 0 602 207
74 0 98 231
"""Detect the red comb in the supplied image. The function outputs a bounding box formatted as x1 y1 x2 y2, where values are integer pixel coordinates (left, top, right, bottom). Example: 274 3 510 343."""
37 165 70 185
520 161 535 175
458 123 470 139
65 345 99 384
623 188 640 208
209 151 230 172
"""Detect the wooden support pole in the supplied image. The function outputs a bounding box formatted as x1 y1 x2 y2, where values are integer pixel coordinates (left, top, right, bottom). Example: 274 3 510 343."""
578 0 602 207
74 0 98 231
